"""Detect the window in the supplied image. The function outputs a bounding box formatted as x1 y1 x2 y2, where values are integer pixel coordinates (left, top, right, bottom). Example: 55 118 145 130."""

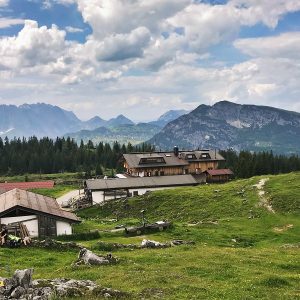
139 157 166 164
200 153 211 159
185 153 197 160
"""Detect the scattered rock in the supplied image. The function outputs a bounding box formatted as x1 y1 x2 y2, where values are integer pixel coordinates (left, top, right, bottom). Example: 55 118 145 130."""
32 239 81 250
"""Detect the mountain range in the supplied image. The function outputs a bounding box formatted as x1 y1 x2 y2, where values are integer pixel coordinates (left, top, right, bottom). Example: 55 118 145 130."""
147 101 300 153
0 103 183 142
1 101 300 153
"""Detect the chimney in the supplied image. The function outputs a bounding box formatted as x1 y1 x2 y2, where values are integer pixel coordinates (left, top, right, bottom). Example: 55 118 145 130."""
174 146 179 157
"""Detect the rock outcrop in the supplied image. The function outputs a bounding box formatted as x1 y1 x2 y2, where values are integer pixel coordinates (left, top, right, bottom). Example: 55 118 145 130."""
0 269 127 299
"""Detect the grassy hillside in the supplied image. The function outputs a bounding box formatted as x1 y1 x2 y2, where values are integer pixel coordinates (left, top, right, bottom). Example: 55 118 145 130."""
1 173 299 299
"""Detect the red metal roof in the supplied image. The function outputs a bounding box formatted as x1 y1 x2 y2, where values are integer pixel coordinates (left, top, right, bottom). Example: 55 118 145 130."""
206 169 233 176
0 181 54 191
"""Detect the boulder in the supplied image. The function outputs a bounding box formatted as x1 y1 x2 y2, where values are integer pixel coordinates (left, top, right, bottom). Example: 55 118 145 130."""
77 248 117 265
141 239 166 248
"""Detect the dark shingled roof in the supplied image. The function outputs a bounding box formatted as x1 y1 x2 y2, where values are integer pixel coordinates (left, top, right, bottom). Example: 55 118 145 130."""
206 169 233 176
123 150 225 169
123 153 189 169
85 175 198 191
0 189 80 222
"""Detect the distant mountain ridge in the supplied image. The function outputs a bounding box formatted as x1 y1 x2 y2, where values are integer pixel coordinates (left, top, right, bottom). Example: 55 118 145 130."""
149 109 189 127
65 123 161 145
147 101 300 153
0 103 135 138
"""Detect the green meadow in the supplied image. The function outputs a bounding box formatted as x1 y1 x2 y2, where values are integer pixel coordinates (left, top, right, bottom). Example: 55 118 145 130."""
0 172 299 299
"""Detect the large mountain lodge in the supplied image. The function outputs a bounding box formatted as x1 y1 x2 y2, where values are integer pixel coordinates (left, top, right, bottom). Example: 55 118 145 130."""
123 147 225 177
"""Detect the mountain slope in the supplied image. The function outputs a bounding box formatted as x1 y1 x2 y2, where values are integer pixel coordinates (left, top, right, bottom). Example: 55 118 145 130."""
65 123 161 145
147 101 300 153
0 103 82 138
150 109 189 127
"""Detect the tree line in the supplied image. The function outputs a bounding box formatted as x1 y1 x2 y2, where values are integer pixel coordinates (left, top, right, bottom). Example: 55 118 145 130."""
0 137 153 176
220 149 300 178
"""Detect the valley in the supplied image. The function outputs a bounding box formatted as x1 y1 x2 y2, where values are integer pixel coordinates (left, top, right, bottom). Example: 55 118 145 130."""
0 172 299 299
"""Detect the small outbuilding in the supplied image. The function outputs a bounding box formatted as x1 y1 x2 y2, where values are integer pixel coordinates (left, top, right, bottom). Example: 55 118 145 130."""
0 188 80 238
204 169 234 183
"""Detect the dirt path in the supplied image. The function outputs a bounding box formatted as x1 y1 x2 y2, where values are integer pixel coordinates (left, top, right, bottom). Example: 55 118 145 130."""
253 178 275 213
56 189 84 207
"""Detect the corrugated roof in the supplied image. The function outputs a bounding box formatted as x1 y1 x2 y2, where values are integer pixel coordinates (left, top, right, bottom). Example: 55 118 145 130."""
0 181 54 191
206 169 233 176
0 189 80 222
85 174 198 191
123 150 224 169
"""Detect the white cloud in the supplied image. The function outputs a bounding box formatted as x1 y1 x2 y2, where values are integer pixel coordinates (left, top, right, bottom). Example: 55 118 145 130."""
65 26 83 33
94 27 151 62
75 0 190 38
229 0 300 28
0 18 24 28
0 20 67 69
0 0 9 7
234 32 300 59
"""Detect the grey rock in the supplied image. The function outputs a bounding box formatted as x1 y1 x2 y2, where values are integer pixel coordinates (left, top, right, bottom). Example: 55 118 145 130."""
11 269 33 290
77 248 116 265
10 286 25 298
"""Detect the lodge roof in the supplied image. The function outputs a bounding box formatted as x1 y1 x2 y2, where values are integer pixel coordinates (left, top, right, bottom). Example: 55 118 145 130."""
123 150 225 169
85 174 198 191
0 181 54 192
123 153 188 169
0 188 80 222
205 169 233 176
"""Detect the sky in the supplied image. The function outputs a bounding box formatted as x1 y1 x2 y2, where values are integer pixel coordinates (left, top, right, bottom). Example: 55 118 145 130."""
0 0 300 122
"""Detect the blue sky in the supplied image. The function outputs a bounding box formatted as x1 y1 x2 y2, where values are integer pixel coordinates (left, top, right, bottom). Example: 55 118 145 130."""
0 0 300 121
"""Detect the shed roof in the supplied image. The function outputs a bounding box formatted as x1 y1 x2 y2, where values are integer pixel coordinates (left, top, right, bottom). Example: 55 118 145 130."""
0 189 80 222
0 181 54 191
85 174 198 191
206 169 234 176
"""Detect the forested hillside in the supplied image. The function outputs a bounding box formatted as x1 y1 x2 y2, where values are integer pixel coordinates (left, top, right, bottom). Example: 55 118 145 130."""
0 137 153 175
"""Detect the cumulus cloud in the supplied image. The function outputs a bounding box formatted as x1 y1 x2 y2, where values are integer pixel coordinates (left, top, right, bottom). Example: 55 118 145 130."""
0 20 67 69
229 0 300 28
76 0 190 38
0 18 24 28
234 32 300 59
94 27 151 62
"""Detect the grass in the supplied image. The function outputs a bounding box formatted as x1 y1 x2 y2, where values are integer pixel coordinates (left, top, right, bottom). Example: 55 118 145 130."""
0 172 300 299
30 185 79 198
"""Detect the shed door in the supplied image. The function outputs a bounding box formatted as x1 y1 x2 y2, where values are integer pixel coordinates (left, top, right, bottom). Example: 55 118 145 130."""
38 216 57 238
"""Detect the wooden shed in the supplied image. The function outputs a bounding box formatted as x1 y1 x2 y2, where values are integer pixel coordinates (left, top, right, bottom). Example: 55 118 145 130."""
204 169 234 183
0 189 80 238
